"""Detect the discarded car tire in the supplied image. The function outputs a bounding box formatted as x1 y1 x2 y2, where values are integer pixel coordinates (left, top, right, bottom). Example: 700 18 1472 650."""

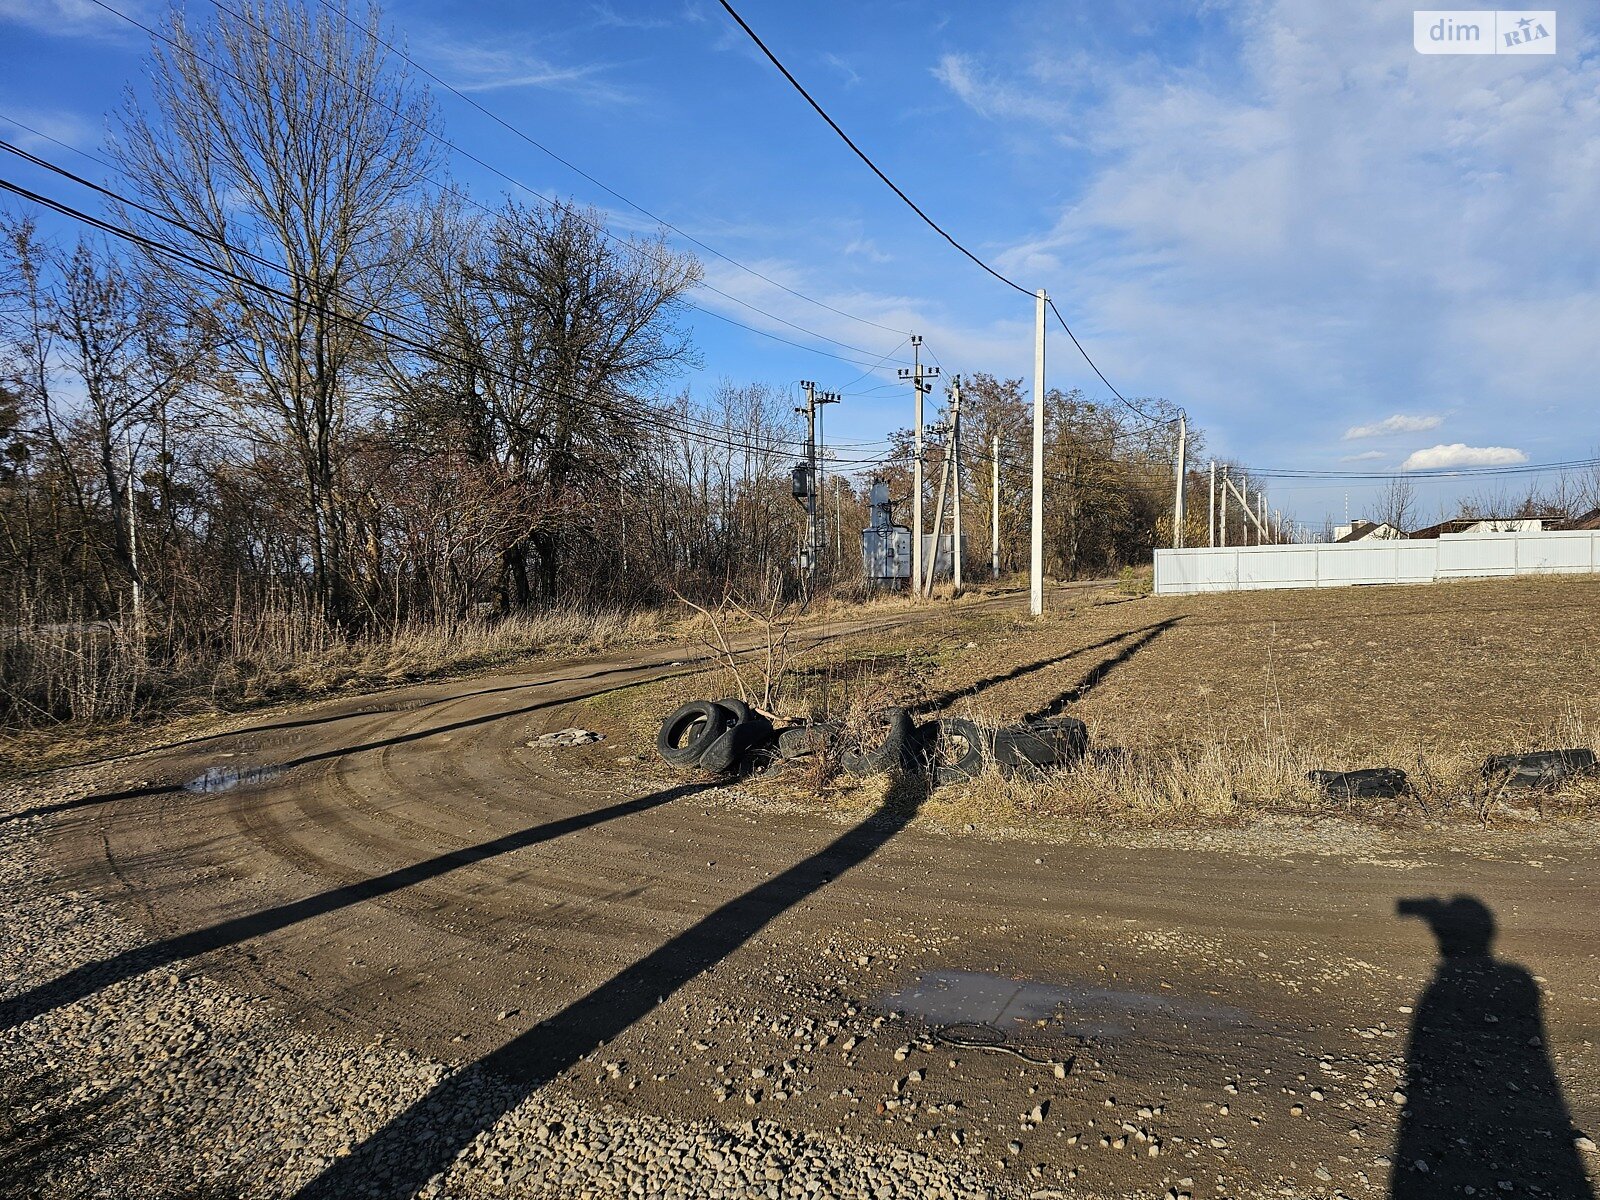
1307 767 1410 800
931 718 988 785
841 708 927 778
777 724 830 760
992 717 1088 777
697 711 775 776
656 700 736 766
714 696 753 724
1482 749 1599 791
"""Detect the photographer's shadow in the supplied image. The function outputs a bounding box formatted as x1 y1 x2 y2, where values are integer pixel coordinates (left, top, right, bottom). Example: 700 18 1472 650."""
1393 896 1594 1200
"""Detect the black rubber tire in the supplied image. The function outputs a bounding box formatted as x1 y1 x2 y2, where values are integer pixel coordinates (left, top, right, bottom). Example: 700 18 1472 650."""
1481 749 1598 791
715 697 753 723
993 717 1088 777
697 712 775 776
777 725 830 760
656 701 735 766
931 718 987 785
1307 767 1410 800
841 708 927 778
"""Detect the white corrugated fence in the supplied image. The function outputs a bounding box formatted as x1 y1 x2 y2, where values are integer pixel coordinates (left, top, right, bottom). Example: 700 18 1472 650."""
1154 530 1600 595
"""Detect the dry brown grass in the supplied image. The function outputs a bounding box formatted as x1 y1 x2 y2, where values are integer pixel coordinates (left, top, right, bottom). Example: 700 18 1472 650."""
583 575 1600 829
0 605 666 774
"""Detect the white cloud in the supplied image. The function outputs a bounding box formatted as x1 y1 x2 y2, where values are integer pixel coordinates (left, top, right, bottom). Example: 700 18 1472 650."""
1343 414 1444 440
1401 444 1527 471
931 54 1068 124
0 0 151 40
426 38 630 101
1339 449 1386 462
0 106 97 153
949 0 1600 464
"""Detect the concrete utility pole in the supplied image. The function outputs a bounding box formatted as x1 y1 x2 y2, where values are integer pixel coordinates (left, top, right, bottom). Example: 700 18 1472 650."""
1208 459 1217 548
1220 469 1229 547
797 381 839 577
991 433 1001 580
898 336 939 598
950 376 964 592
1030 289 1047 616
1258 493 1268 545
1172 411 1188 549
1222 472 1270 542
923 419 953 597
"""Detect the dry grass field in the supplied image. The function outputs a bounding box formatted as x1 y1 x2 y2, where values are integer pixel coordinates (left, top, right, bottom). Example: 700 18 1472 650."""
578 575 1600 828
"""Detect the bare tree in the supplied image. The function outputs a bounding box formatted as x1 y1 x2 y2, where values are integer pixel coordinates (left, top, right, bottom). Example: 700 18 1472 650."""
110 0 439 624
1378 476 1417 534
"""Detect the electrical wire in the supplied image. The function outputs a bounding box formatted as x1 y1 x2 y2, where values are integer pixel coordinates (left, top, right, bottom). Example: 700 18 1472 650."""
75 0 911 372
0 173 904 467
307 0 910 340
713 0 1150 421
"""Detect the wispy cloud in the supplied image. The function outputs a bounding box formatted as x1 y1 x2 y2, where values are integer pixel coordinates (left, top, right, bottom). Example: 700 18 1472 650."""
843 236 890 264
1401 444 1527 471
0 105 97 154
590 3 674 31
823 52 861 88
931 53 1068 124
426 37 630 102
1339 449 1386 462
1343 413 1443 440
956 0 1600 467
0 0 151 41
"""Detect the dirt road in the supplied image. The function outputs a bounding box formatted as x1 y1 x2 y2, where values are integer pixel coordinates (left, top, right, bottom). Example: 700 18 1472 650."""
5 602 1599 1199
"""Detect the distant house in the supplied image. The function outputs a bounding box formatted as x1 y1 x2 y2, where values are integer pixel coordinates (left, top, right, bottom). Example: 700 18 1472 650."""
1408 515 1562 539
1554 507 1600 531
1333 519 1404 543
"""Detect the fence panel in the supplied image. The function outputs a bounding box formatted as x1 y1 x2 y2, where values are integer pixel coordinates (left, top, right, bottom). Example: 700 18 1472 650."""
1154 531 1600 595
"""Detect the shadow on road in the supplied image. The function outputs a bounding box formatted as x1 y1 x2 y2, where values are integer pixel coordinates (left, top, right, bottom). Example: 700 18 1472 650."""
290 789 929 1200
0 782 711 1034
1391 895 1594 1200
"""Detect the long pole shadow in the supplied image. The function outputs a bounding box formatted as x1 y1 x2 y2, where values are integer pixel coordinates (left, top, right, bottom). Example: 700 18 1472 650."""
912 621 1178 715
1391 895 1595 1200
291 792 927 1200
0 782 710 1034
1023 617 1181 722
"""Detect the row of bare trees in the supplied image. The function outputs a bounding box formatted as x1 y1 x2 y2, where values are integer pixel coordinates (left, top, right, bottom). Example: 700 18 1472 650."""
0 0 1210 729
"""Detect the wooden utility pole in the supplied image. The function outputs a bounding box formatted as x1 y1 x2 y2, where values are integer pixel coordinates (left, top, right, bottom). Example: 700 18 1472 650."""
126 429 142 638
1030 289 1046 615
991 433 1001 580
898 337 938 598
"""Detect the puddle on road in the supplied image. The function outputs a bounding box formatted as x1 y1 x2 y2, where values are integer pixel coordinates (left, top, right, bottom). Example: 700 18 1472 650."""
183 764 284 794
883 969 1253 1043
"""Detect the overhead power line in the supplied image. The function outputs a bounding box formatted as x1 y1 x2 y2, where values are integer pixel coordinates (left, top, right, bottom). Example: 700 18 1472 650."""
0 173 900 466
307 0 909 340
75 0 910 372
714 0 1151 417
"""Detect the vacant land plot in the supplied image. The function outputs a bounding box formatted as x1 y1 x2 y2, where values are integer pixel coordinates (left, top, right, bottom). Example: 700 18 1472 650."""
576 576 1600 828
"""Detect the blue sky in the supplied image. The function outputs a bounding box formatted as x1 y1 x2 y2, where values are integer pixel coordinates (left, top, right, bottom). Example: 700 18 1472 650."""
3 0 1597 525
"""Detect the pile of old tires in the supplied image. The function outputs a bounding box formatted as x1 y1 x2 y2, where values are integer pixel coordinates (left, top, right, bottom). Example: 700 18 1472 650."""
655 699 1087 784
655 698 775 776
